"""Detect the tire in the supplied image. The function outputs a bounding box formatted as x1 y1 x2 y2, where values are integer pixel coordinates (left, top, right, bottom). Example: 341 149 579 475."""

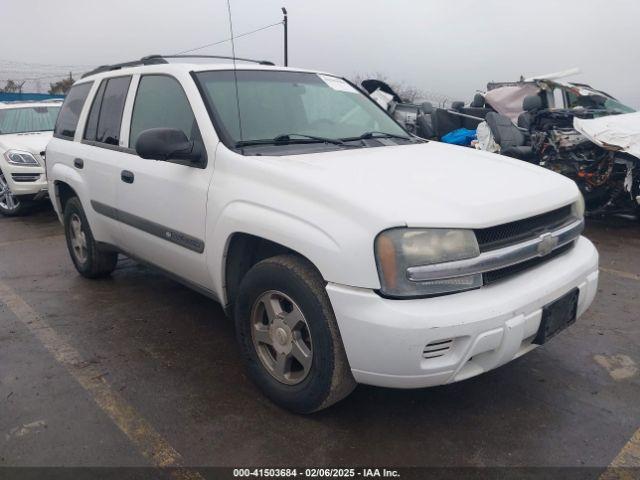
63 197 118 278
0 169 28 217
234 254 356 413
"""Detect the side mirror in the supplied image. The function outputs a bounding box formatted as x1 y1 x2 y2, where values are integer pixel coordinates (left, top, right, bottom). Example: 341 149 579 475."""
135 128 203 165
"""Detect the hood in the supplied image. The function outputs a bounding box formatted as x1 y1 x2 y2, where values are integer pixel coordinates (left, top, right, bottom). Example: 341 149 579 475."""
574 112 640 159
0 131 53 154
262 141 579 229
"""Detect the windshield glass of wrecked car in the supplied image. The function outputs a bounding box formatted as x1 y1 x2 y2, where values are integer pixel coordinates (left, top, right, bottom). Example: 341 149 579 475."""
195 70 409 150
0 106 61 135
565 90 635 114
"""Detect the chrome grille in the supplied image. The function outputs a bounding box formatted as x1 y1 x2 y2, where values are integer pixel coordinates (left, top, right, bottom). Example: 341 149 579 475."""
407 206 582 287
475 205 573 252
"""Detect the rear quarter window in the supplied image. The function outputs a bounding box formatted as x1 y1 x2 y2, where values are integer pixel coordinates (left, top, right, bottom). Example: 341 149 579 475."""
54 82 93 140
87 76 131 146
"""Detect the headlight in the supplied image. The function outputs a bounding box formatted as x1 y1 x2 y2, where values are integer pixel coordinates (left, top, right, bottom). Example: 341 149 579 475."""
4 150 39 166
375 228 482 298
571 194 585 219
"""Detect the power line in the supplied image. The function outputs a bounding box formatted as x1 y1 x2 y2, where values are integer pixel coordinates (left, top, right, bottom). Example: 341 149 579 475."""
174 20 282 55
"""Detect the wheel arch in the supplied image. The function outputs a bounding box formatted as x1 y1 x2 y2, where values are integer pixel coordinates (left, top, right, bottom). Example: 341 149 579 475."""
222 232 324 317
53 180 79 215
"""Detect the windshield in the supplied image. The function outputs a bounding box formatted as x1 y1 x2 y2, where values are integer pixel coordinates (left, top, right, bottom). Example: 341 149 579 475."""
565 89 635 114
0 106 61 135
195 70 408 148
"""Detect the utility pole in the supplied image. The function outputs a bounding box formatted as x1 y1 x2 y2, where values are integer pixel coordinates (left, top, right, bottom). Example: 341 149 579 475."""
282 7 288 66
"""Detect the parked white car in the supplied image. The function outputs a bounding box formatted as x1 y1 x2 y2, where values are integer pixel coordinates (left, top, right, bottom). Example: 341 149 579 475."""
46 56 599 413
0 101 61 216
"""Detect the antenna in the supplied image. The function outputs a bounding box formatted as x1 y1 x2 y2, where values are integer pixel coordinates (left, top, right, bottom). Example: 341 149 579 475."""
282 7 288 67
226 0 244 142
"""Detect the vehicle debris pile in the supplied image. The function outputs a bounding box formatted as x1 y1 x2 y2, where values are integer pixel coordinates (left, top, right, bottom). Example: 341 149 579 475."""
362 72 640 217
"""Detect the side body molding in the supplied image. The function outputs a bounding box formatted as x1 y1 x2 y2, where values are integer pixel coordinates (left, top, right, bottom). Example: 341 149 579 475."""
91 201 206 254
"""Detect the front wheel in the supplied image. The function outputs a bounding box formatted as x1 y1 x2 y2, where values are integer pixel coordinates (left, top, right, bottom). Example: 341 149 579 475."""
234 254 356 413
63 197 118 278
0 169 26 216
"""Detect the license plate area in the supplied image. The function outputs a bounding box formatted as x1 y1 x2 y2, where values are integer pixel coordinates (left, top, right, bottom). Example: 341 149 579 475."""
533 288 579 345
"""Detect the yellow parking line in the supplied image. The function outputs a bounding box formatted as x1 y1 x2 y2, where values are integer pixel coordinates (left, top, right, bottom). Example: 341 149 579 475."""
600 428 640 479
0 280 203 480
599 267 640 282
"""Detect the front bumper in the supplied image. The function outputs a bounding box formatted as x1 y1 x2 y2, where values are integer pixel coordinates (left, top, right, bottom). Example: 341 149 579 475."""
1 161 47 196
327 236 599 389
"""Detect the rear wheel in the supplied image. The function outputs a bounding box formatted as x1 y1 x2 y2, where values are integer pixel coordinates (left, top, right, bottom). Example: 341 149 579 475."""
63 197 118 278
0 169 26 216
235 254 356 413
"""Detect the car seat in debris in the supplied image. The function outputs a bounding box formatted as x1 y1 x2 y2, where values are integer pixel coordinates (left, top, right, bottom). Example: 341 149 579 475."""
485 112 535 161
416 102 435 139
432 108 463 140
460 93 493 129
517 95 543 131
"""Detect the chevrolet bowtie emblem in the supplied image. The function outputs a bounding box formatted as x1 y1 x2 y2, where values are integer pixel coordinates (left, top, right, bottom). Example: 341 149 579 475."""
537 232 558 257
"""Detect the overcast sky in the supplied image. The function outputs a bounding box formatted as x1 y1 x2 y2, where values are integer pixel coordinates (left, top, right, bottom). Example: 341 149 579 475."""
3 0 639 107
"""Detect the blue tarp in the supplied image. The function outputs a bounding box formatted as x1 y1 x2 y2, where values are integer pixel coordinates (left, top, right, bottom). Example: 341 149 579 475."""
0 92 64 102
441 128 477 146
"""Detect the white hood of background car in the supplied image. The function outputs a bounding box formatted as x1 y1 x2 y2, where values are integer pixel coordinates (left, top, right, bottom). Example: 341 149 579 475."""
574 112 640 159
0 131 53 154
267 141 579 229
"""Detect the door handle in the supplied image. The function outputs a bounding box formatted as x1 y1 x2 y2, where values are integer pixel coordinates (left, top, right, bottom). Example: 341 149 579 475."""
121 170 135 184
73 158 84 169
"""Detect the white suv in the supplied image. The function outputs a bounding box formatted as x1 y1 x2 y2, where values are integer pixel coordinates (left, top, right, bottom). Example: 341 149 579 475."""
46 56 599 413
0 100 61 216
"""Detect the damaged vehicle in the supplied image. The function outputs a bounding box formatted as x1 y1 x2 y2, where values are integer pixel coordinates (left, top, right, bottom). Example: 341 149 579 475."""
360 78 488 147
479 71 639 217
360 79 439 139
385 69 640 218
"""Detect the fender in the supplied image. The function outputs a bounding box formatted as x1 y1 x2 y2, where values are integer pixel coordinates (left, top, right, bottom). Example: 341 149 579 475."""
208 199 361 304
50 162 86 213
49 162 114 244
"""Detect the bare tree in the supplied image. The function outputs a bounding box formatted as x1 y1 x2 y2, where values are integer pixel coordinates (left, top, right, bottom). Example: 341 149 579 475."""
1 79 26 93
48 75 75 95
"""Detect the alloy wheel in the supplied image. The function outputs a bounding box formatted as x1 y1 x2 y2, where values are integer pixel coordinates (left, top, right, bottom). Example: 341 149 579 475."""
250 290 313 385
0 171 20 212
69 213 88 264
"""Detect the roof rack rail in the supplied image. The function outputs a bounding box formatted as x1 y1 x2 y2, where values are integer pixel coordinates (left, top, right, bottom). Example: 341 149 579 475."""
157 54 275 66
81 55 168 78
81 54 275 78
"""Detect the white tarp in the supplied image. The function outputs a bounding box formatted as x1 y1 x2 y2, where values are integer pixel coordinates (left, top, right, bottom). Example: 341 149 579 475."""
475 121 500 153
573 112 640 159
484 84 541 122
369 88 395 110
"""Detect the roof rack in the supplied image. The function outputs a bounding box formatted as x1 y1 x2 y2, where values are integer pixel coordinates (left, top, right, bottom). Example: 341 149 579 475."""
81 54 275 78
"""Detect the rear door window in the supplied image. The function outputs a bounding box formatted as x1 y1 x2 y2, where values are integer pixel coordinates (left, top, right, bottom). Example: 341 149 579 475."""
54 82 93 139
129 75 197 148
84 76 131 146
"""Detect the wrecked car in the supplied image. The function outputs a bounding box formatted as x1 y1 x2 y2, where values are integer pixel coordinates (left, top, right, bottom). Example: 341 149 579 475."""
360 79 438 139
478 72 639 217
373 69 639 218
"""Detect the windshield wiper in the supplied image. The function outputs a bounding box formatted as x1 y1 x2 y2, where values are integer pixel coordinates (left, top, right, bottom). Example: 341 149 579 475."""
355 131 413 141
338 131 414 143
236 133 346 148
